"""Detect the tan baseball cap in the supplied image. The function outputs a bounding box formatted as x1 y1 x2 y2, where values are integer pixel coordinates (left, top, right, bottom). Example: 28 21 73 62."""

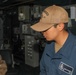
30 5 69 32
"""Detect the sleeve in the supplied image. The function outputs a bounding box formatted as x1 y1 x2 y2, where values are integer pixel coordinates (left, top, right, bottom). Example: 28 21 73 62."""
40 47 47 75
40 43 52 75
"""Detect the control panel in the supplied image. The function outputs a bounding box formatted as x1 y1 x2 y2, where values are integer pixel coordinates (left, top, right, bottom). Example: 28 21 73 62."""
25 35 39 67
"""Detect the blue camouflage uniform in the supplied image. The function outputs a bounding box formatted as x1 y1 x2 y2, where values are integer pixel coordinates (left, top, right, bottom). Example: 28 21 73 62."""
40 31 76 75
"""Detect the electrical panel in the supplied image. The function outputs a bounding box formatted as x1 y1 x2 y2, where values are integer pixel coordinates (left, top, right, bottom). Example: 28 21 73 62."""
25 35 39 67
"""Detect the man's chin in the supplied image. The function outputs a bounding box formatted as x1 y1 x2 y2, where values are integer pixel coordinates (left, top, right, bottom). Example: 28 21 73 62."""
46 38 52 41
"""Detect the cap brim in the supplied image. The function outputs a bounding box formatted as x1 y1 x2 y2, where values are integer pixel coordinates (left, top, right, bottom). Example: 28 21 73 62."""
30 22 54 32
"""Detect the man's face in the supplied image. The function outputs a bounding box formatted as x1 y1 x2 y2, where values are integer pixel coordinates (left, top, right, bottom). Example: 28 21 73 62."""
41 24 60 41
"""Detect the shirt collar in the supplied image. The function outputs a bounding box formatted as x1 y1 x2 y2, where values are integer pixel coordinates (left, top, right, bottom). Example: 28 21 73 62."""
45 42 55 58
58 31 76 59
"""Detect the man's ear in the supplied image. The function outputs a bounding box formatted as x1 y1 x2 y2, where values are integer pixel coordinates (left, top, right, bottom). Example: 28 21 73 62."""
57 23 64 31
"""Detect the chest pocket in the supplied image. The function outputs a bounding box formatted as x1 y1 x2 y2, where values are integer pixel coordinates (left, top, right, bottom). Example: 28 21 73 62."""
58 61 74 75
51 57 75 75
